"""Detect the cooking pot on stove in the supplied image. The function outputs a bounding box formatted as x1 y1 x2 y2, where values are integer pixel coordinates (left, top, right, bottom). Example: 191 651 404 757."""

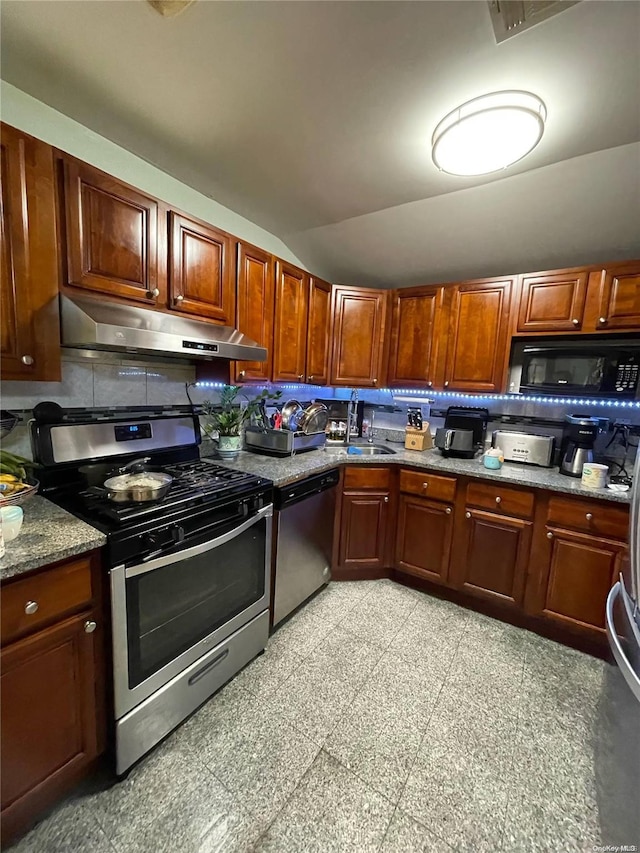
103 470 173 503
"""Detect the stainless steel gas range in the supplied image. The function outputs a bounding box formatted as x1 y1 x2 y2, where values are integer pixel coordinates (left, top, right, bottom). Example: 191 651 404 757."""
32 409 273 775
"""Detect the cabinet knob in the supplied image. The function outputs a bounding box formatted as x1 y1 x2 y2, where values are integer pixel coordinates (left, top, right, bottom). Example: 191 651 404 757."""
445 507 452 515
599 317 608 324
465 511 471 519
586 513 593 521
298 374 304 381
308 375 315 382
495 496 502 504
238 370 246 379
547 531 553 539
383 496 389 503
173 295 184 305
572 318 580 326
24 600 39 615
146 288 160 299
422 482 429 490
373 379 378 385
21 354 34 366
427 381 433 387
444 381 449 388
84 620 97 634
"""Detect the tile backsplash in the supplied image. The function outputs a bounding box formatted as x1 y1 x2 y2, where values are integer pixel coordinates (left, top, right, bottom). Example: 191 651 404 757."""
1 353 197 411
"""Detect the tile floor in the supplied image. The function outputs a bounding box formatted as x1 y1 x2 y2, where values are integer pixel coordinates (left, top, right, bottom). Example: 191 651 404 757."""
11 580 609 853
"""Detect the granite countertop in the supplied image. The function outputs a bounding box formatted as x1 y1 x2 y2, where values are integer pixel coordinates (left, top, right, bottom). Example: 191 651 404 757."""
204 444 632 504
0 496 106 582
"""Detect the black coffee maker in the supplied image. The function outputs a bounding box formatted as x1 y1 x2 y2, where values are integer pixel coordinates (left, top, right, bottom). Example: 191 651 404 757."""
559 414 599 477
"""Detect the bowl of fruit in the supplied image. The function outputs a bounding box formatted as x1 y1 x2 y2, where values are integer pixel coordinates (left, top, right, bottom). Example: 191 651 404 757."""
0 451 39 507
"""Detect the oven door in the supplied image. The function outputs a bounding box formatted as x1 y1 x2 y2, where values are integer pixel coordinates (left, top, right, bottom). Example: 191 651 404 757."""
111 504 272 718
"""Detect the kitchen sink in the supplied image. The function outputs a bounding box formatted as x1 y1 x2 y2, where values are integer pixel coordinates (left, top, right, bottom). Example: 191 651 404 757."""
325 444 397 456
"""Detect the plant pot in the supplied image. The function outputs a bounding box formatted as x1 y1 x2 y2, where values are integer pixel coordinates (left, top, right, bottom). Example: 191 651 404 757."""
217 434 242 460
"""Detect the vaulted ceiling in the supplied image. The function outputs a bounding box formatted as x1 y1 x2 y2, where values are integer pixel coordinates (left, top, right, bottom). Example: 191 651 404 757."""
1 0 639 286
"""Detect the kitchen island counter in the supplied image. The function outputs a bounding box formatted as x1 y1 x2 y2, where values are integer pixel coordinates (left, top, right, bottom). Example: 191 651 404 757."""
0 496 106 581
204 445 632 504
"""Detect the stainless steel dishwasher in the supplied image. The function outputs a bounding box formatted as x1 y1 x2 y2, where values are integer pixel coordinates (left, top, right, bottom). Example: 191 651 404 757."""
273 468 340 625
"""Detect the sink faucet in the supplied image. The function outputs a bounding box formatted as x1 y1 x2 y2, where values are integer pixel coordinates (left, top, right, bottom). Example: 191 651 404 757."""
345 388 358 446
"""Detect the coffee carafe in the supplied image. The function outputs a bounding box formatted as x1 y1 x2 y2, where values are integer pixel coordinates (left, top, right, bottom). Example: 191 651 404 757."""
559 414 599 477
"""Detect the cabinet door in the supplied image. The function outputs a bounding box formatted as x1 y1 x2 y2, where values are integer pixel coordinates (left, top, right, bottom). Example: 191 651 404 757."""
452 508 531 608
444 279 514 393
272 260 309 383
530 526 625 637
595 267 640 331
395 495 453 584
306 277 332 385
517 271 589 333
387 286 445 388
168 212 234 324
233 242 275 383
331 287 388 387
63 159 160 306
0 125 60 381
1 611 100 837
338 491 389 570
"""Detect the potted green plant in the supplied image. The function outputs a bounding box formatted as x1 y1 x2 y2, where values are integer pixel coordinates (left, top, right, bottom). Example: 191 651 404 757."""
201 385 281 459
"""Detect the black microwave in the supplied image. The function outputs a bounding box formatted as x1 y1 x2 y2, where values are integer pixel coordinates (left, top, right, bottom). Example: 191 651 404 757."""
519 344 640 399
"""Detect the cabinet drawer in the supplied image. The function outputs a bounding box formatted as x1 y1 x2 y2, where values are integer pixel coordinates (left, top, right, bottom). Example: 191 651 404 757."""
547 497 629 541
1 557 94 646
399 469 456 503
466 481 534 518
343 466 391 490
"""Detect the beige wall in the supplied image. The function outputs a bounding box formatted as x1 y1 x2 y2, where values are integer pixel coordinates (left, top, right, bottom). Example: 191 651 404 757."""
0 81 305 266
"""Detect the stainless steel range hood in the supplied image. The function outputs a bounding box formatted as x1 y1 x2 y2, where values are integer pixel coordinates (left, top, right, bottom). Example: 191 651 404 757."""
60 294 267 362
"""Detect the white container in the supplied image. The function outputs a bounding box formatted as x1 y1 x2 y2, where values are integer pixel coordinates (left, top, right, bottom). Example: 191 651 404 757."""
1 505 24 541
581 462 608 489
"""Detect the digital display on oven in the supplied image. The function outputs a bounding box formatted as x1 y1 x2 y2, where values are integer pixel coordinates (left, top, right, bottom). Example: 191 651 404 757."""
114 423 153 442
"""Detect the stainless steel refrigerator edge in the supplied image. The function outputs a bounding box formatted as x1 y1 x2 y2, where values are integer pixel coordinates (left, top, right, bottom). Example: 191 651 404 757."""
597 449 640 845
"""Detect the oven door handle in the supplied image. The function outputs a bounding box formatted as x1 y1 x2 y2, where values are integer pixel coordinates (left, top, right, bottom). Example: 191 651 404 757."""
123 504 273 579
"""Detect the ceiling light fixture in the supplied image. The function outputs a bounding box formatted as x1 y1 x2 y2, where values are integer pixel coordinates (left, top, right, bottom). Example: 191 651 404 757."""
432 90 547 176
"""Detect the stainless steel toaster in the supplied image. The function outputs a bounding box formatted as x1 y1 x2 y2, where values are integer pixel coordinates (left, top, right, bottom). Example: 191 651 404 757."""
492 430 555 468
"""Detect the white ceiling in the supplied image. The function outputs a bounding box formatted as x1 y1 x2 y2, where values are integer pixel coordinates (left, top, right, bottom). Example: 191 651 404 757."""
1 0 639 286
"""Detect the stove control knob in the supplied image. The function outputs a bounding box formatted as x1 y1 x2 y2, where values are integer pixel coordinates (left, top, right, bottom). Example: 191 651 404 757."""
143 531 164 554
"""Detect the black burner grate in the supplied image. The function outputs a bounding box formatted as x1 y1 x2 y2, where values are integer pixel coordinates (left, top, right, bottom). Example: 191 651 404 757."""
77 461 264 524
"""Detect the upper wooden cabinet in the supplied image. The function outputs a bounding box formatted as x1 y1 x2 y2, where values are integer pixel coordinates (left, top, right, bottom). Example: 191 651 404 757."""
306 277 332 385
592 265 640 331
330 286 388 387
272 260 309 383
0 124 61 382
234 241 275 383
516 270 589 333
62 159 161 306
168 212 234 325
443 278 514 393
387 285 446 388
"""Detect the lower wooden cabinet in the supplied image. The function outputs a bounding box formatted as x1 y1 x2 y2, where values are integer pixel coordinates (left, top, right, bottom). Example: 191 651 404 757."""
338 490 390 571
333 464 630 654
395 494 453 584
526 525 626 639
450 508 532 608
0 553 105 845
